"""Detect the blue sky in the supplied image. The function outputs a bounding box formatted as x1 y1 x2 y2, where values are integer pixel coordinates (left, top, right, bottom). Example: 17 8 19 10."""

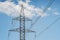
0 0 60 40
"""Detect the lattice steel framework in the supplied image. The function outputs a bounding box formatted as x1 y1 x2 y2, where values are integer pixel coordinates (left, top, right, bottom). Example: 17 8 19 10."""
8 4 36 40
20 4 25 40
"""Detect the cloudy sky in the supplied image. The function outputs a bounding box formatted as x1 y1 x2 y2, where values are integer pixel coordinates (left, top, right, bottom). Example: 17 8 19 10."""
0 0 60 40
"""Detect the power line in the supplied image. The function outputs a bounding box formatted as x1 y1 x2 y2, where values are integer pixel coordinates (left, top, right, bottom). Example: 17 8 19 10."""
29 16 41 29
36 17 60 37
29 0 55 29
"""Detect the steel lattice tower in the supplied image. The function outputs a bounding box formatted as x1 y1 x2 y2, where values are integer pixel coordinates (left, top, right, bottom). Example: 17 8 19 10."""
8 4 36 40
20 4 25 40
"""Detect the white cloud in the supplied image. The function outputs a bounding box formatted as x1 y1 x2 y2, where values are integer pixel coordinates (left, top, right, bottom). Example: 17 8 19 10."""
47 7 59 16
0 1 19 17
47 7 51 11
26 0 31 3
49 8 59 15
54 11 59 15
6 0 12 2
0 1 49 18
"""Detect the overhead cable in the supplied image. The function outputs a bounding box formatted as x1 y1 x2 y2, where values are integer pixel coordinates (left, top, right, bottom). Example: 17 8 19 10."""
36 17 60 37
29 0 55 29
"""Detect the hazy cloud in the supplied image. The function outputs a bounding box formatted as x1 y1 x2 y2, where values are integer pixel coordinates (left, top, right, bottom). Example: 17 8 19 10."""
0 0 58 18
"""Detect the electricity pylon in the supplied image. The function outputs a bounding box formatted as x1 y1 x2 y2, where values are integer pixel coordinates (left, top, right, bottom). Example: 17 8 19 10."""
8 4 36 40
